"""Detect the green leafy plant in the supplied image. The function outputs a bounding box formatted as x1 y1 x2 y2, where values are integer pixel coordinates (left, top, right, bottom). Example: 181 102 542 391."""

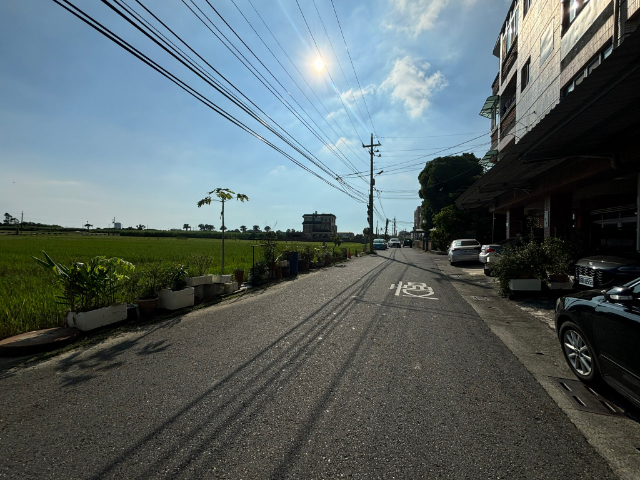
137 262 164 300
187 253 213 277
251 261 267 284
261 230 279 265
32 252 134 312
161 263 188 291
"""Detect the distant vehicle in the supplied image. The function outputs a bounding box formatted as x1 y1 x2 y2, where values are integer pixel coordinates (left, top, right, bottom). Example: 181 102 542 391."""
555 281 640 406
575 252 640 289
403 239 413 247
448 239 481 266
480 236 541 276
373 239 387 250
388 238 401 248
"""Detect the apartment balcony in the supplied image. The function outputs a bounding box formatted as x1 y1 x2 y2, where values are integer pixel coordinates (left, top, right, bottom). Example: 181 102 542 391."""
500 103 517 140
501 38 518 83
492 73 500 95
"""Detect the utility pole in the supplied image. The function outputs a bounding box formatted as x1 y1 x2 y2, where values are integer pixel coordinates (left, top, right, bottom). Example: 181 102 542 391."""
221 199 226 273
20 211 23 235
363 133 381 253
393 217 397 237
385 219 389 239
376 220 378 236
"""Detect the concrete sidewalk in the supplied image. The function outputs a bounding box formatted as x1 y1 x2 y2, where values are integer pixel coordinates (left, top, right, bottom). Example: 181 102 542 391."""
430 254 640 480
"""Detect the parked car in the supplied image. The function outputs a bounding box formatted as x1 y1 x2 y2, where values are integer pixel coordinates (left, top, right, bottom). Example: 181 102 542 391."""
447 239 481 266
403 239 413 247
555 281 640 407
373 239 387 250
480 236 541 276
575 252 640 289
388 238 401 248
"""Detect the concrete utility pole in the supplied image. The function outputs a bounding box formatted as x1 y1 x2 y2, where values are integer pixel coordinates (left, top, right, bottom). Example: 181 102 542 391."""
385 219 389 239
363 133 381 253
393 217 397 237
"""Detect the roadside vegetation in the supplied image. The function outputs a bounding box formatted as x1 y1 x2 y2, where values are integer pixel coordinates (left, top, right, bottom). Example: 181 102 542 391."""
0 235 364 340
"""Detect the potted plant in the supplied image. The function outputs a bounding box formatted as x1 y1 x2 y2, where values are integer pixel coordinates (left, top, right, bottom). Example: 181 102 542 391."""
249 261 268 285
33 252 134 331
131 262 164 316
185 253 214 287
299 246 312 271
158 264 194 310
542 237 574 290
493 238 544 294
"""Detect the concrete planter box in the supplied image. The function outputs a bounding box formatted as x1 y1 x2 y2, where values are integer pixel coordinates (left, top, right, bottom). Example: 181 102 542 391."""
223 282 238 293
548 280 575 290
210 274 232 284
186 275 213 287
66 303 128 332
203 283 225 298
508 279 542 291
158 287 195 310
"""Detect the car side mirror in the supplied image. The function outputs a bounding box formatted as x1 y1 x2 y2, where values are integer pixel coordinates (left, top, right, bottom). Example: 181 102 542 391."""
604 286 634 304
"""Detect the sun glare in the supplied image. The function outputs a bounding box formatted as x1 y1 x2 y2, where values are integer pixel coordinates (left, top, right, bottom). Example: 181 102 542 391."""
314 58 324 72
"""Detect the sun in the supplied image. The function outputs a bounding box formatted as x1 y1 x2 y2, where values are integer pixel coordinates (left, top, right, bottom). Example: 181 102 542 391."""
314 58 324 72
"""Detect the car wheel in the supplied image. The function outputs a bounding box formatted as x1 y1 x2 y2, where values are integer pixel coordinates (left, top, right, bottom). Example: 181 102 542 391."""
559 321 600 385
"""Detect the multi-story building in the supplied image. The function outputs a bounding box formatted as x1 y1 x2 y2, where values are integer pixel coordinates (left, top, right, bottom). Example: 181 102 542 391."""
460 0 640 251
302 213 337 240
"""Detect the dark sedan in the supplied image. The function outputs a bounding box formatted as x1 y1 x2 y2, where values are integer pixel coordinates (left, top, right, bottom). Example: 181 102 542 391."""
575 253 640 289
555 281 640 407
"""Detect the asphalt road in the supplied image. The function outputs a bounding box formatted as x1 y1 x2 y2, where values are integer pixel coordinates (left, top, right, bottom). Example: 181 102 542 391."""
0 248 617 479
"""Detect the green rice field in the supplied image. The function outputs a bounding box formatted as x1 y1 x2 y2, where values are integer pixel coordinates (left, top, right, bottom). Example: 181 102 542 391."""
0 234 364 340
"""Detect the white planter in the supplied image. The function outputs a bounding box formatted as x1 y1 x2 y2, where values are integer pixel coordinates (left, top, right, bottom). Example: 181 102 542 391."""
66 303 128 332
509 279 542 291
210 274 232 284
158 287 195 310
548 280 574 290
186 275 213 287
203 283 225 298
223 282 238 293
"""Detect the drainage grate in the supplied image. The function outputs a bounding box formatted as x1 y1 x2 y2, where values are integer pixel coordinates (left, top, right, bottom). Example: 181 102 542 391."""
551 377 623 416
470 296 489 301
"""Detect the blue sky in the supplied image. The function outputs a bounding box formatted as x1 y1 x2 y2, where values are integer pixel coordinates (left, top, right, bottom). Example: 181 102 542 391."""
0 0 508 233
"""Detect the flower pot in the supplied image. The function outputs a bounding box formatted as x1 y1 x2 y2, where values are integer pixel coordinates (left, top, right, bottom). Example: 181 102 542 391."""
281 266 290 277
66 303 128 332
324 255 331 266
234 269 245 284
209 274 232 284
158 287 195 310
223 282 238 293
186 275 213 287
137 297 158 316
508 279 542 291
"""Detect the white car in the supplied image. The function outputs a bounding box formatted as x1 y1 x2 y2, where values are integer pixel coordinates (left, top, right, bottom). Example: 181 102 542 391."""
388 238 401 248
448 239 481 266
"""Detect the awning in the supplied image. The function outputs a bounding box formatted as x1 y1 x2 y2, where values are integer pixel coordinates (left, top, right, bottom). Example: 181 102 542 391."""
479 95 499 118
482 150 498 161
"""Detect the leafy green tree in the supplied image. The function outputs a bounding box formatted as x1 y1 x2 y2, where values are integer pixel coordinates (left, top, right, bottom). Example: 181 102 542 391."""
240 225 247 233
136 224 145 230
252 225 261 232
418 153 483 231
183 224 190 231
198 223 205 231
264 226 271 233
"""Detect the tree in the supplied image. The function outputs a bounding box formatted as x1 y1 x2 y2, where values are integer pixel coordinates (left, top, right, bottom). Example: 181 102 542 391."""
3 213 18 225
418 153 483 231
240 225 247 233
198 223 205 231
136 224 145 230
183 224 191 231
252 225 261 232
264 226 271 233
84 222 93 230
197 187 249 273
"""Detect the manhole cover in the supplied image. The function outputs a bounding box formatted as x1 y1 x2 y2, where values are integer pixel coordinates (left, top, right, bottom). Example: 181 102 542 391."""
470 296 489 301
551 377 623 416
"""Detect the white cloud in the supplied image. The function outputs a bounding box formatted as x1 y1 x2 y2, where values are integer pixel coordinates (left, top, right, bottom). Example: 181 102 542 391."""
385 0 476 36
268 165 286 176
340 85 375 104
379 56 447 118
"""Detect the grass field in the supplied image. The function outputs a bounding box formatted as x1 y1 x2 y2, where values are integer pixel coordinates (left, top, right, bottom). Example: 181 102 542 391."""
0 234 365 340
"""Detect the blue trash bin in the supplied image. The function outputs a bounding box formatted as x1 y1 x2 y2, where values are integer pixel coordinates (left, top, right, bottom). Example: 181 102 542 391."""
289 251 299 276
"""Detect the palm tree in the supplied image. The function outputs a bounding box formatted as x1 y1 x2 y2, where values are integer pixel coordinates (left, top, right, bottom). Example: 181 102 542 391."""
183 223 191 231
253 225 261 232
84 222 92 230
240 225 247 233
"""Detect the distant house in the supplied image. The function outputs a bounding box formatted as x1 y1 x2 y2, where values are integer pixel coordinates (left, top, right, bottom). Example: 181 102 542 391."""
302 213 337 240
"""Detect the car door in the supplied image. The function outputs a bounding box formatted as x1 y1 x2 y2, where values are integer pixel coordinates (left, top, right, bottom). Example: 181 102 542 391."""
593 284 640 402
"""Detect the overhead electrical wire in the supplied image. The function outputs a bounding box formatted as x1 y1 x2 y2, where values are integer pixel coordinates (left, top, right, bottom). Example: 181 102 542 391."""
53 0 366 203
329 0 377 137
294 0 366 145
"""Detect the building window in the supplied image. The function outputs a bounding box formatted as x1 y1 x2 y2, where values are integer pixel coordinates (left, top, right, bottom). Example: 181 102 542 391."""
562 40 611 98
521 59 531 91
523 0 533 17
564 0 591 31
503 4 519 56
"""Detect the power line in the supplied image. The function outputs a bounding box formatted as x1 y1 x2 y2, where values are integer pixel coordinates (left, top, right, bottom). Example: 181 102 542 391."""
294 0 366 145
55 0 365 203
330 0 377 137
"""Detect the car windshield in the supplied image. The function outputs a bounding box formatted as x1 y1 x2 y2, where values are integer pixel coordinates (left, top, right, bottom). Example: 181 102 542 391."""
373 239 384 244
390 238 399 242
457 240 478 247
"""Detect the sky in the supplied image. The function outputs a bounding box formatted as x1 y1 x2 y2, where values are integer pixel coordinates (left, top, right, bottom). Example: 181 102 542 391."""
0 0 509 234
